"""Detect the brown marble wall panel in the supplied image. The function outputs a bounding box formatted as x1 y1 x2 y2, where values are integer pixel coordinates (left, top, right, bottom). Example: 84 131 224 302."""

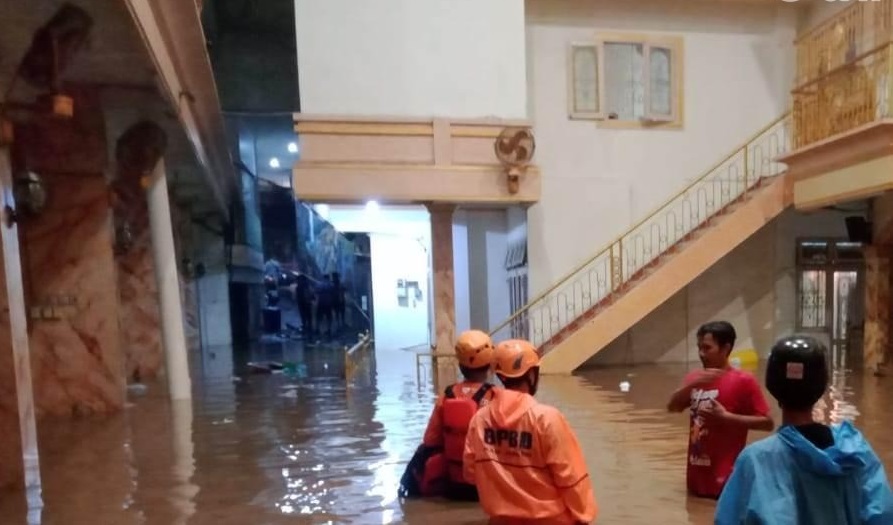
116 221 163 383
864 246 890 374
23 173 125 416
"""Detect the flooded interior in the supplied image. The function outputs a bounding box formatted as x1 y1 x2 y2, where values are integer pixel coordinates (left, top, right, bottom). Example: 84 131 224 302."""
0 344 890 525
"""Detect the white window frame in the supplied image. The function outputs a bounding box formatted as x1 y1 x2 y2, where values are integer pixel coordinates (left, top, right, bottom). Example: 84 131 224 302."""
568 33 684 129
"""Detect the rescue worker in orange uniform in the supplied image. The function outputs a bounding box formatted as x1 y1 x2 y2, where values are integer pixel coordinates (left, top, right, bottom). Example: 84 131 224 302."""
463 339 597 524
413 329 499 500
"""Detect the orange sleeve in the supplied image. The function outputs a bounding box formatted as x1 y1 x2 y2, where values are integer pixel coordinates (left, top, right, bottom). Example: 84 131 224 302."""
421 395 445 448
542 409 598 523
462 413 480 484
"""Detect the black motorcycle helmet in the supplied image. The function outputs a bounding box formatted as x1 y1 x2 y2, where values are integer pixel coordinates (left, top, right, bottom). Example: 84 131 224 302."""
765 335 829 410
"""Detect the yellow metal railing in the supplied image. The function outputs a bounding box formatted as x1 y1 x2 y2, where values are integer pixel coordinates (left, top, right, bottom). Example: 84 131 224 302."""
415 346 458 391
344 331 373 384
489 114 791 352
793 0 893 149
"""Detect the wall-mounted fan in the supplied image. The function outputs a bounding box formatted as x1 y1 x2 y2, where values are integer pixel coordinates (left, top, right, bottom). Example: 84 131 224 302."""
494 127 535 194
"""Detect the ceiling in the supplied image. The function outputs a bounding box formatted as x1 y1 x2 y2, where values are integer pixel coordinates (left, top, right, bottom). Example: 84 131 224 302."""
0 0 224 225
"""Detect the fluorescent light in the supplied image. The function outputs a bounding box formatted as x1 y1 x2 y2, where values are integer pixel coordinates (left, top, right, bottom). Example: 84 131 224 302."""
365 200 380 214
269 157 281 169
288 142 299 154
314 203 330 219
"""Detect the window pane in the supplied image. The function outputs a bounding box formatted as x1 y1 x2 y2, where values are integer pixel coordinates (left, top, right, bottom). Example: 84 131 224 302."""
572 46 599 113
799 241 830 264
835 241 863 261
604 42 644 120
649 46 673 116
832 271 857 340
800 270 827 328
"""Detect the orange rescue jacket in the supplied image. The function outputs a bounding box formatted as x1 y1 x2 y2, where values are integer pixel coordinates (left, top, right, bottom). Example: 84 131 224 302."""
463 389 597 524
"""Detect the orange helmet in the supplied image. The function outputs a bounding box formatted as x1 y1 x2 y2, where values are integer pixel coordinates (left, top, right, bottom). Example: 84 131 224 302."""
455 330 495 369
493 339 540 378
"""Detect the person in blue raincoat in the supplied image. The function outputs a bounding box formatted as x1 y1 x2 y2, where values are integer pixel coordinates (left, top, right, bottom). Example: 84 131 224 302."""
715 335 893 525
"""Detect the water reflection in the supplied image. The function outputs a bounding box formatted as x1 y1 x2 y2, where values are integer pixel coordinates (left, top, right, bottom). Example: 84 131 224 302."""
0 349 890 525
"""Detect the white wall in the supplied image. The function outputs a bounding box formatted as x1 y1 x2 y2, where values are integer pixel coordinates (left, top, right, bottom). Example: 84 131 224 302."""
323 205 526 340
466 210 511 330
194 224 232 349
325 205 433 350
294 0 528 118
370 234 431 350
453 210 471 334
526 0 798 294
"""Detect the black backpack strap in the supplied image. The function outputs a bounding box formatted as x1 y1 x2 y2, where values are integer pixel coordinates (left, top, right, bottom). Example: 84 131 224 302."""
444 385 456 399
471 383 494 405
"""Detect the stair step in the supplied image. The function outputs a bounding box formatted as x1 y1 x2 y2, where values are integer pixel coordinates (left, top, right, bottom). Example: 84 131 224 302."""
536 176 783 356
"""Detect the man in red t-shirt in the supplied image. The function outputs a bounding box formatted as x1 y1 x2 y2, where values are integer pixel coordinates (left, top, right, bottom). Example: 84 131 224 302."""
667 321 775 498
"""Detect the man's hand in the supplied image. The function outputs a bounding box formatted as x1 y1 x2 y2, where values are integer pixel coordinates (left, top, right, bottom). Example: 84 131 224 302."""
689 368 726 388
667 368 726 413
698 399 729 424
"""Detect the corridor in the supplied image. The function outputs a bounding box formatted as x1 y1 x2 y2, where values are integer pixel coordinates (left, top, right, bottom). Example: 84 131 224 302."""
0 345 889 524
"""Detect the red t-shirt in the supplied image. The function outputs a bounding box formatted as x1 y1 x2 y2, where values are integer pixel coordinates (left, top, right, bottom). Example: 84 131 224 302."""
684 367 770 498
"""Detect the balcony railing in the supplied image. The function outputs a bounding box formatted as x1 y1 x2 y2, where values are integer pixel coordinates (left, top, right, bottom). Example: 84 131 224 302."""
793 1 893 149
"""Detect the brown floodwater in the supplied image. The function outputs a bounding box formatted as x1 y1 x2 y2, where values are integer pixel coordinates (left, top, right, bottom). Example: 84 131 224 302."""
0 343 890 524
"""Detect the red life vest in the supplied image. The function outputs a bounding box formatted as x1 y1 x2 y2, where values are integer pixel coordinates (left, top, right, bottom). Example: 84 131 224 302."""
441 383 493 484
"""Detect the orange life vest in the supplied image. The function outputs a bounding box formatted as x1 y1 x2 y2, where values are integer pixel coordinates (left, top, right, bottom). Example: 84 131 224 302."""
441 383 493 483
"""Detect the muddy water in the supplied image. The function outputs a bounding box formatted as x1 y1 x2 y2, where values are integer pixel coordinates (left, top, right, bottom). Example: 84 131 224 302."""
0 346 890 525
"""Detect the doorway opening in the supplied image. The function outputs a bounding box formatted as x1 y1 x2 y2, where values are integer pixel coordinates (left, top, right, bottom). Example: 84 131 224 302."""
796 239 865 368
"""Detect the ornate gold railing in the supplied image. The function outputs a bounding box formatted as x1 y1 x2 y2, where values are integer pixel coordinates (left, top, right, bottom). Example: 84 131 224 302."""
489 114 791 353
415 346 459 390
793 0 893 149
344 331 373 385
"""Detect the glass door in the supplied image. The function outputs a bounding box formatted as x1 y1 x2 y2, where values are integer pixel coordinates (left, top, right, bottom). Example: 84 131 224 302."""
831 270 859 369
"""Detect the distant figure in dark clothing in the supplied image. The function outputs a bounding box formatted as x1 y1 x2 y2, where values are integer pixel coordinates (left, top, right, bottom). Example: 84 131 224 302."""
332 272 347 331
295 273 315 336
316 274 335 338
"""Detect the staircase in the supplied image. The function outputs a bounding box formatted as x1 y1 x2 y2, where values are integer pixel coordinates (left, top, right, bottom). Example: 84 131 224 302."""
489 115 792 374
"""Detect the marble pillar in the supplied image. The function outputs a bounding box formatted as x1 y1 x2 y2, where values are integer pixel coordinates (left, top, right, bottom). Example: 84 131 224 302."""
0 147 40 493
147 160 192 401
863 246 890 375
24 172 125 415
11 88 126 417
115 212 163 383
427 203 458 386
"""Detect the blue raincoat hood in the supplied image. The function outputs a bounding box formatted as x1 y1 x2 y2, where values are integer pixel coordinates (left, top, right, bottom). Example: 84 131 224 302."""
776 421 872 476
715 421 893 525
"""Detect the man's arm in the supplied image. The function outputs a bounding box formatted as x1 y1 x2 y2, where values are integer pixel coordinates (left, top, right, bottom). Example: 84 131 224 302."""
860 448 893 524
698 399 774 431
543 410 598 524
667 382 696 412
703 374 774 431
721 411 775 431
667 369 724 412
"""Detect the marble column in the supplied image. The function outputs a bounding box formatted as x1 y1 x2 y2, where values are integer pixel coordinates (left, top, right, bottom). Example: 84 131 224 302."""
426 203 458 387
147 160 192 401
0 146 41 494
863 246 890 375
115 204 163 383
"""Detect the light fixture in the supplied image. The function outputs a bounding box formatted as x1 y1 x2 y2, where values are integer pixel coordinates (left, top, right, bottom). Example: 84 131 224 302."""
269 157 281 169
13 171 48 216
287 142 299 154
314 203 330 219
365 200 380 214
